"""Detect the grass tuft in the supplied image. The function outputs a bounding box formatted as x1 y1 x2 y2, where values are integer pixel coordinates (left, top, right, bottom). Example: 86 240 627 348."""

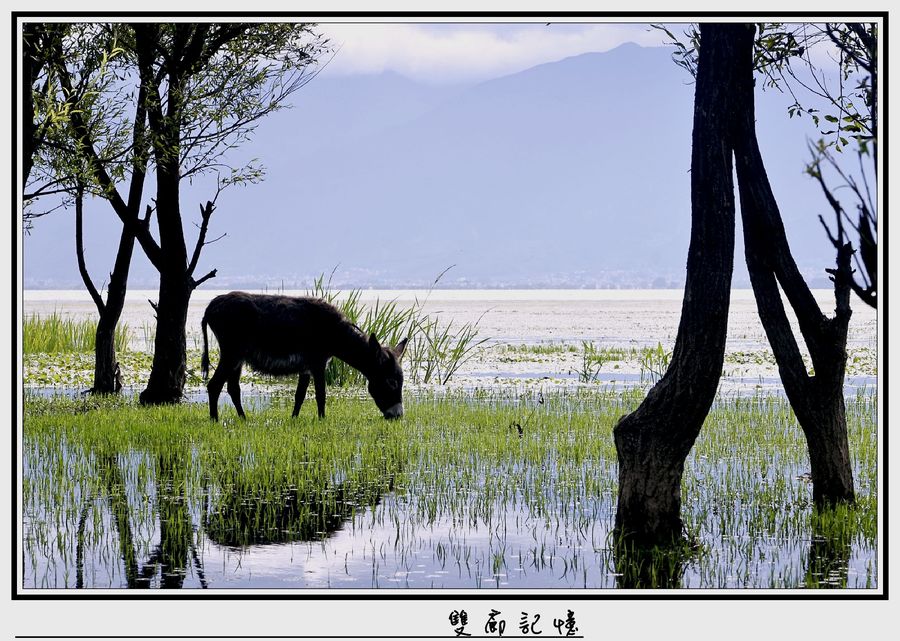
24 312 130 355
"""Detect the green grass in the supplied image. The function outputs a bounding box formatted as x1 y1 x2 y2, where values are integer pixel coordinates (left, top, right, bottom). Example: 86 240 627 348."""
24 312 130 355
500 342 580 356
22 389 877 589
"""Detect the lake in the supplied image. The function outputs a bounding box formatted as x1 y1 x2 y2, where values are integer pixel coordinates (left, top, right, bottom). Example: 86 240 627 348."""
22 288 878 396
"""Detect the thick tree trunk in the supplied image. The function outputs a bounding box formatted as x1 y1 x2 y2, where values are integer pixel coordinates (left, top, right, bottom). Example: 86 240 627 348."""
732 49 855 506
139 273 191 405
612 24 753 546
92 319 119 394
136 43 198 406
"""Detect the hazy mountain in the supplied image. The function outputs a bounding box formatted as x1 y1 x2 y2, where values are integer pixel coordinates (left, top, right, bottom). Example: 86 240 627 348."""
24 43 840 289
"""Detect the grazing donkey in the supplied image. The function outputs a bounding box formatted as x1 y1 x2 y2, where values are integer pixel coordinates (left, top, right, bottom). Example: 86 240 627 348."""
201 292 408 421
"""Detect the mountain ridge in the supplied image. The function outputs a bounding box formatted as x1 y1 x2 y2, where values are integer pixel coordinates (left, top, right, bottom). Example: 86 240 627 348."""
25 43 839 290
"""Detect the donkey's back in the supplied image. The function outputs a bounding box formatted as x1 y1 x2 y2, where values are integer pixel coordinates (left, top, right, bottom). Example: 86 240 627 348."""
203 292 345 373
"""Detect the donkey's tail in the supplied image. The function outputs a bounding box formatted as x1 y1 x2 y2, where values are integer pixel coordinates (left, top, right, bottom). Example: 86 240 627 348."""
200 316 210 381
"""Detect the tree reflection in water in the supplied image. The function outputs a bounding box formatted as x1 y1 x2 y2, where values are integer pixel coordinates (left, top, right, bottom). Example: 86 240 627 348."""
78 451 389 588
804 508 852 589
612 536 690 589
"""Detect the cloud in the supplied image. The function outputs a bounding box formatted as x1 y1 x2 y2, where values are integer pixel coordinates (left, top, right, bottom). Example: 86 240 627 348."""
315 22 667 83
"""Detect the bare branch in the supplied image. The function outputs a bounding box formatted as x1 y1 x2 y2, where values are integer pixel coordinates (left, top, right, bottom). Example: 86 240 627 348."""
74 186 106 314
192 268 218 289
188 182 224 276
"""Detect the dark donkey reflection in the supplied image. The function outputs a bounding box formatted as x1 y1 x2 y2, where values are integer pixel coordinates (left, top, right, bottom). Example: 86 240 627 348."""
201 292 408 420
203 478 390 548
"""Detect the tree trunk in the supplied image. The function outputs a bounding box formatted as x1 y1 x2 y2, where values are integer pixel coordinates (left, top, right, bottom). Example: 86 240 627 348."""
74 185 135 395
91 222 136 393
732 46 855 506
137 38 196 406
612 24 753 545
92 318 119 394
139 273 191 405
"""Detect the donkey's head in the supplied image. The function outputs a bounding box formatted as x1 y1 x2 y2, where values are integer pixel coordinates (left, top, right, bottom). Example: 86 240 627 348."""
367 333 408 419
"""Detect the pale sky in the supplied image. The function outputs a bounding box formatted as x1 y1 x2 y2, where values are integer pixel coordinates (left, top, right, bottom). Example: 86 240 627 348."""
315 22 669 83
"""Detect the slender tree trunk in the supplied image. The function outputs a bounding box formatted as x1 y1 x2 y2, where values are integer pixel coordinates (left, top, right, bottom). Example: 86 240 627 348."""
93 221 136 393
92 319 119 393
613 24 753 545
732 47 855 506
75 187 136 394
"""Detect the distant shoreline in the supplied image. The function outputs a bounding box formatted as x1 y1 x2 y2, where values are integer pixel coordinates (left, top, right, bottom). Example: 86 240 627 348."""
22 287 844 303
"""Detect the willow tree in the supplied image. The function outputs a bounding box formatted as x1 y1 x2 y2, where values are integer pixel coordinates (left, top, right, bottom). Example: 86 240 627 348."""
27 23 146 394
56 23 329 404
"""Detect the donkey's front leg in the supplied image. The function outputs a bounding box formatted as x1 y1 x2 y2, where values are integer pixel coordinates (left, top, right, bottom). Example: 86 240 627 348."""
312 367 327 419
292 373 311 418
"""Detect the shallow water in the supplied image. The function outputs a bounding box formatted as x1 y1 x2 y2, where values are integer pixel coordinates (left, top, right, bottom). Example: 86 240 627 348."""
22 390 878 591
21 290 879 591
23 451 876 590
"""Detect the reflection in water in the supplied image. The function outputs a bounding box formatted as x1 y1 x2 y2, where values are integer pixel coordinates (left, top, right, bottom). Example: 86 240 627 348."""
612 537 689 589
202 481 384 548
77 449 389 588
89 452 201 588
805 509 852 589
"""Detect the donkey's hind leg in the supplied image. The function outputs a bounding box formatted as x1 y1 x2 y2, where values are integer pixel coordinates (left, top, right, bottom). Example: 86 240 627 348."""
227 364 246 419
207 353 239 421
207 364 229 421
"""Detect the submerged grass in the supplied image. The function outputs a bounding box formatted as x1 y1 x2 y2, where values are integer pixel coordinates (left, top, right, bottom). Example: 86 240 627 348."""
23 388 877 589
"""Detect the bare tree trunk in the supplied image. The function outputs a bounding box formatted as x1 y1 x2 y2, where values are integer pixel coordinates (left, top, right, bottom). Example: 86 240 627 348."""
613 24 753 545
139 273 191 405
732 60 855 505
75 187 135 394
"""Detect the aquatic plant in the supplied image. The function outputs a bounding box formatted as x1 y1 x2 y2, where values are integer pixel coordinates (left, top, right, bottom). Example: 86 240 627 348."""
24 312 130 355
308 271 488 387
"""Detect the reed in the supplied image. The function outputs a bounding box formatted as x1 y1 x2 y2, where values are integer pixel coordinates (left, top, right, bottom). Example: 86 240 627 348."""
24 312 130 355
308 271 487 387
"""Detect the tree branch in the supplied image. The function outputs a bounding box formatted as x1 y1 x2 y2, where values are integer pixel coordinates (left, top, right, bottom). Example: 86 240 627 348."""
192 268 218 290
734 58 853 387
50 40 165 270
74 186 106 314
188 200 215 276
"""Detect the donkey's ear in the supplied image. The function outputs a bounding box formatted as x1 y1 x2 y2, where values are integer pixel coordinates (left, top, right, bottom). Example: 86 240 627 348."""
369 333 388 361
393 337 409 360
